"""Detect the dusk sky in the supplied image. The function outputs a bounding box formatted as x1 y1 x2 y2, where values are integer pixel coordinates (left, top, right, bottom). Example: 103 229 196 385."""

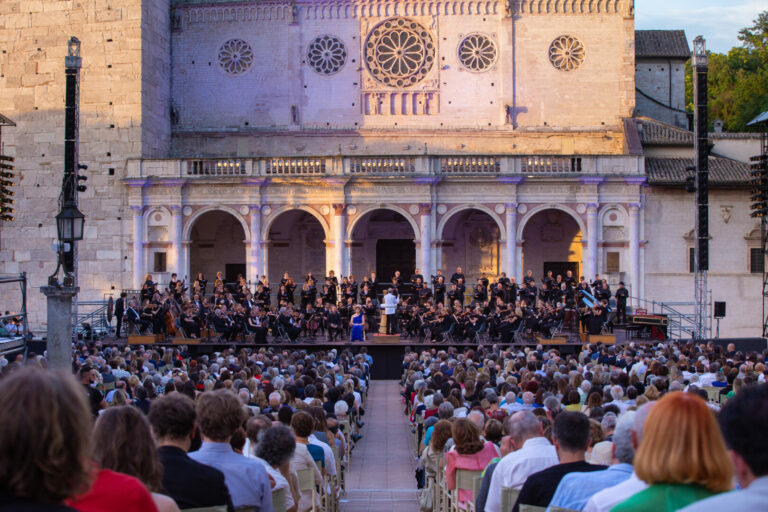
635 0 765 54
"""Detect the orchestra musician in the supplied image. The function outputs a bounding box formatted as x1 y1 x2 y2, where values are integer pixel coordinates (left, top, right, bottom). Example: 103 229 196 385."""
381 288 399 335
326 304 342 341
450 266 465 285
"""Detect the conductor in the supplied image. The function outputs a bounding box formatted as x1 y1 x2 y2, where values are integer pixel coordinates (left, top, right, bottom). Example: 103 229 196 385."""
381 288 399 335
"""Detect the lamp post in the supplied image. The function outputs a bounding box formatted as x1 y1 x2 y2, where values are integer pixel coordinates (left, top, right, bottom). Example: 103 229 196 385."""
41 37 84 371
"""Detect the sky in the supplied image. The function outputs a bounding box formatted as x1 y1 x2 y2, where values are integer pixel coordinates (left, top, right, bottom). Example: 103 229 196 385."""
635 0 765 54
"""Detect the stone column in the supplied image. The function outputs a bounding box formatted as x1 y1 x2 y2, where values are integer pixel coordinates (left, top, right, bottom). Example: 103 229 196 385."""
629 203 641 304
332 204 346 277
249 206 262 283
505 204 517 278
586 204 599 281
181 241 192 284
131 205 144 290
420 204 432 278
40 286 79 370
170 205 183 279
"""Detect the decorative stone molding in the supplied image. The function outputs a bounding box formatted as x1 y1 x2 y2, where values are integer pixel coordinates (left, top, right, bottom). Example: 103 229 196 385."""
182 206 193 216
549 35 585 71
319 205 330 215
347 205 357 215
517 204 528 214
307 35 347 76
261 205 272 216
409 204 420 215
364 18 435 88
494 204 506 214
217 39 254 75
436 204 447 214
457 33 497 72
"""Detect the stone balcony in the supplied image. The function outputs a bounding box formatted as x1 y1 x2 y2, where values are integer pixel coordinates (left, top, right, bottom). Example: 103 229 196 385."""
124 154 643 180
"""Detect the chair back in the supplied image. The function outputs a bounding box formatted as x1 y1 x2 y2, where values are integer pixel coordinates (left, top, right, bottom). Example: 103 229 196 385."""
297 466 316 492
271 487 287 512
500 487 520 511
183 507 228 512
519 505 547 512
455 469 482 492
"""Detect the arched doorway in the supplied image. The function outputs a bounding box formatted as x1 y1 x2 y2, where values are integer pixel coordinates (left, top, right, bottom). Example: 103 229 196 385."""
440 208 502 286
266 210 327 285
350 209 416 284
521 208 583 281
189 210 247 285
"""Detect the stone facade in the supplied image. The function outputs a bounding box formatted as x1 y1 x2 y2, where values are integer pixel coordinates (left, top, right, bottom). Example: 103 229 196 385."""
0 0 762 338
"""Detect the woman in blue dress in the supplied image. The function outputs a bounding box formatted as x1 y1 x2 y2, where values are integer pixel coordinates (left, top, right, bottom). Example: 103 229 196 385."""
349 305 366 342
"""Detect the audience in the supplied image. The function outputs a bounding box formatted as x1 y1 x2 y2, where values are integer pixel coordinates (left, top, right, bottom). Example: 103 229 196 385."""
445 418 498 508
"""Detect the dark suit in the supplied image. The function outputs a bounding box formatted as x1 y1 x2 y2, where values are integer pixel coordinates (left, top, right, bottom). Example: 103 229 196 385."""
114 297 125 337
157 445 233 511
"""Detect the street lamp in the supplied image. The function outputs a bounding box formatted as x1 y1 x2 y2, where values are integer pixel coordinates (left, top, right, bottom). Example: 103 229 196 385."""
55 203 85 243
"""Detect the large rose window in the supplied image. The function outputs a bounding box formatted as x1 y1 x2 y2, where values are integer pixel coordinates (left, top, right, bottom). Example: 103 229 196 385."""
307 35 347 75
217 39 254 75
548 35 585 71
458 33 497 72
364 18 435 88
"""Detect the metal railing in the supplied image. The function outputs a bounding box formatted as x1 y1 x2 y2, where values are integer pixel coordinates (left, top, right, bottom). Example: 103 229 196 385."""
630 292 712 340
74 298 112 340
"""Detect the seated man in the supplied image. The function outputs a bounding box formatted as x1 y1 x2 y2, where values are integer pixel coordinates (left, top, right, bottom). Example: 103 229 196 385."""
513 411 606 512
148 393 233 511
547 411 637 511
485 411 559 512
189 389 273 511
680 384 768 511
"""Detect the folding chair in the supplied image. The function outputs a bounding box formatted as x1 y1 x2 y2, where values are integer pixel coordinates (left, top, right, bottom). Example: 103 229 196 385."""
296 467 317 512
500 487 520 512
452 469 483 512
271 487 287 512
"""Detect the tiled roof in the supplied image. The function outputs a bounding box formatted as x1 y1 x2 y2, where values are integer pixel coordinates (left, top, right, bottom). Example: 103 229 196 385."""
646 156 750 185
637 118 693 146
635 30 691 59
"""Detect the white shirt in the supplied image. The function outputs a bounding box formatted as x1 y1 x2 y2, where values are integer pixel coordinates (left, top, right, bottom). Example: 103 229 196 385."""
699 372 717 387
607 399 630 414
255 457 295 511
308 434 337 476
484 437 559 512
583 471 648 512
381 293 398 315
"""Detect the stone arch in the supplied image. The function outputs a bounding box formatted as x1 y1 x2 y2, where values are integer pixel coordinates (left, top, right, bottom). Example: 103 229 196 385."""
346 204 421 242
261 205 330 241
598 204 628 242
183 205 250 242
517 204 586 242
437 204 505 241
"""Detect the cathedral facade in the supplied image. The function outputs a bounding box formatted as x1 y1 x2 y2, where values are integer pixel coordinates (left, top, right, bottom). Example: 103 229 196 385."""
0 0 760 336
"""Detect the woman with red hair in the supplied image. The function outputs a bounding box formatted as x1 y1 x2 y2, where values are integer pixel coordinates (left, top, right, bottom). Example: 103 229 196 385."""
612 391 732 511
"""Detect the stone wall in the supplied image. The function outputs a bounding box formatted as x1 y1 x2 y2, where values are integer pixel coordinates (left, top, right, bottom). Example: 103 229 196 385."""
635 57 688 128
643 187 761 338
0 0 166 328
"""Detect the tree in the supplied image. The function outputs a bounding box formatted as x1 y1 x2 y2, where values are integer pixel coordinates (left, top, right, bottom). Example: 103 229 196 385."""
685 11 768 131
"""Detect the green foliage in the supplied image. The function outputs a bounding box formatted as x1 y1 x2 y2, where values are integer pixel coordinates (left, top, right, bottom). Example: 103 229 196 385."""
684 11 768 131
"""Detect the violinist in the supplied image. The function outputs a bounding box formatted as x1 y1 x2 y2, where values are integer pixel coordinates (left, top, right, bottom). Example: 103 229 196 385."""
140 274 156 303
278 306 301 342
246 307 268 344
301 303 319 338
213 307 235 341
472 282 488 306
180 303 201 339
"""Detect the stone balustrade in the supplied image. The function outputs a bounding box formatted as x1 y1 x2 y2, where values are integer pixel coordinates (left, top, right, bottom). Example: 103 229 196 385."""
125 154 642 179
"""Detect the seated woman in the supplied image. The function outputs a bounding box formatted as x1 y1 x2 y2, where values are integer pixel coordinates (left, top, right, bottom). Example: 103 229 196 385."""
445 418 498 510
612 392 732 512
0 368 93 512
74 406 180 512
255 426 299 512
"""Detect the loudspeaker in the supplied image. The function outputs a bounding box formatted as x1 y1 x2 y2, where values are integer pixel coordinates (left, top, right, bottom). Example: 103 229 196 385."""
714 301 726 319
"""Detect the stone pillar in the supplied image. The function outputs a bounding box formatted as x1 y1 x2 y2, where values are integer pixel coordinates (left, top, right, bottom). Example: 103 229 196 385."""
170 206 183 279
249 206 262 283
332 204 346 278
181 241 192 284
131 206 144 290
262 240 271 282
505 204 517 278
420 204 432 278
40 286 79 370
629 203 641 304
586 204 599 281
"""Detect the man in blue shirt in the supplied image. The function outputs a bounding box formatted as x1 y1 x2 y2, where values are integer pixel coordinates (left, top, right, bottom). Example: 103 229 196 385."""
189 389 273 511
547 411 636 511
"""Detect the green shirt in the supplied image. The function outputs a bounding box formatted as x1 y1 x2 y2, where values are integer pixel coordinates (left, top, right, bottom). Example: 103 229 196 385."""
611 483 718 512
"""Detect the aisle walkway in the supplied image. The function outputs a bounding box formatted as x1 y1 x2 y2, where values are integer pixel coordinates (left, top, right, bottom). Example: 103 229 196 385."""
340 380 420 512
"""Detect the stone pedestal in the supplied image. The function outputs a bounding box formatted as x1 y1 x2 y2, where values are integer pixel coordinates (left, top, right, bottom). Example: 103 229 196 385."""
40 286 79 371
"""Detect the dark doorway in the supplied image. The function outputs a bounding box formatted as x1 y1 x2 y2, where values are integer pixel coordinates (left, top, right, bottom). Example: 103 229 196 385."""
543 261 579 281
225 263 246 285
376 239 416 284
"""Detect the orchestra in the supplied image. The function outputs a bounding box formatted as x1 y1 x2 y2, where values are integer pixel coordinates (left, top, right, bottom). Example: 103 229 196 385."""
126 267 618 345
